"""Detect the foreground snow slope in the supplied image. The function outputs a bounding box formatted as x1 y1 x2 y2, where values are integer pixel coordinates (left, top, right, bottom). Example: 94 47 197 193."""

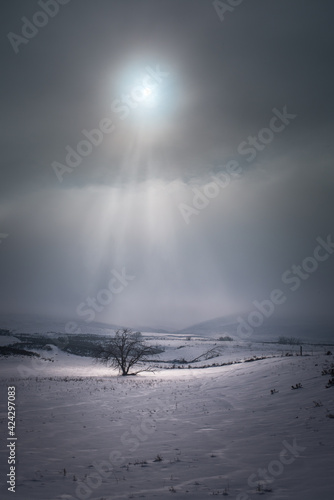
0 349 333 500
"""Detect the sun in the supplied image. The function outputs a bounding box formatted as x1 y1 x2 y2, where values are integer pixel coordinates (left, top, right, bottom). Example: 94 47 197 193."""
140 85 159 110
143 87 152 98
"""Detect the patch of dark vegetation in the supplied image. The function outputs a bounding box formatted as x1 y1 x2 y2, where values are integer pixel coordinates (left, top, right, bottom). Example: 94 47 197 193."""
171 357 188 364
0 329 12 336
61 337 104 357
244 355 269 362
322 364 334 376
325 378 334 388
0 345 40 357
278 336 302 345
165 360 242 370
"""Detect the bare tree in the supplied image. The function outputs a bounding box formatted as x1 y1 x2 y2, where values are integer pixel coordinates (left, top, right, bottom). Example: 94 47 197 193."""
94 328 158 376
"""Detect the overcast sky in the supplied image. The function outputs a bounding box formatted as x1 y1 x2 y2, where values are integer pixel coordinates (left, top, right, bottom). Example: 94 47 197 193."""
0 0 334 329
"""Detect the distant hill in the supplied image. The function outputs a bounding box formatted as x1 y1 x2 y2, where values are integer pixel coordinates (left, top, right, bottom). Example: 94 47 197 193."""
178 313 239 336
0 313 122 336
1 312 333 344
134 326 174 334
178 314 334 344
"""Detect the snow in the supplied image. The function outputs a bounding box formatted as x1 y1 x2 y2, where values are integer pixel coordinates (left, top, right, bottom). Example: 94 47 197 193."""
0 336 21 347
0 332 333 500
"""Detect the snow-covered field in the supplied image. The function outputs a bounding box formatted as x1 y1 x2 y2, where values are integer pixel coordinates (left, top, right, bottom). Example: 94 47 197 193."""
0 333 334 500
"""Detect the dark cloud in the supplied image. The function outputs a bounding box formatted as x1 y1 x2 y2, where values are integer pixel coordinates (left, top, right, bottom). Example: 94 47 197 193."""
0 0 334 329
